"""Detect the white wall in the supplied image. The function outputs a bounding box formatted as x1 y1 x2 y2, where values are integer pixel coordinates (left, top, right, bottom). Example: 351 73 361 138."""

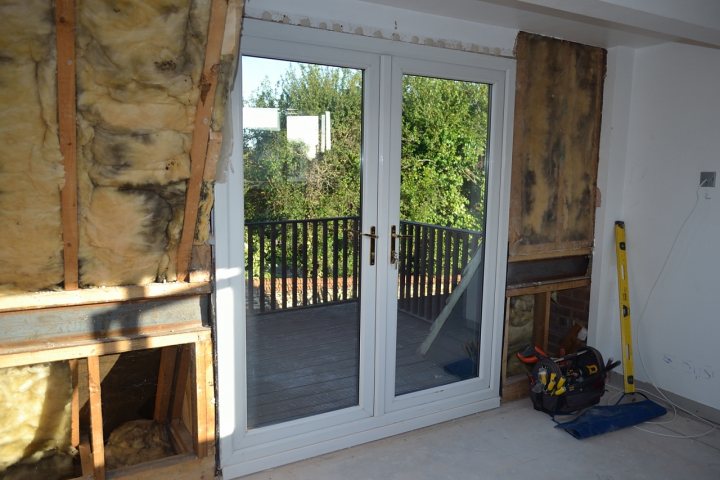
591 42 720 410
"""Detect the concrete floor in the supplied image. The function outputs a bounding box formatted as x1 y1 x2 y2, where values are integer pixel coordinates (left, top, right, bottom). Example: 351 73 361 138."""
238 398 720 480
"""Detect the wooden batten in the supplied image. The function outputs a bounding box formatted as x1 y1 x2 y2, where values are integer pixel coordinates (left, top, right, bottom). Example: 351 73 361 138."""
55 0 79 290
88 355 106 480
154 346 179 423
69 358 80 447
176 0 230 282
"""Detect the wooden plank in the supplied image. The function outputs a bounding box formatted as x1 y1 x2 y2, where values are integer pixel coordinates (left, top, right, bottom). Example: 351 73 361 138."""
189 245 213 283
0 282 211 313
0 328 211 369
533 291 552 351
69 359 80 447
154 346 179 423
500 297 512 389
79 436 94 478
505 277 590 297
106 454 214 480
55 0 79 290
87 355 106 480
502 375 530 402
176 0 230 282
508 32 605 260
171 345 192 420
202 131 223 181
169 419 194 454
192 340 211 458
0 296 207 345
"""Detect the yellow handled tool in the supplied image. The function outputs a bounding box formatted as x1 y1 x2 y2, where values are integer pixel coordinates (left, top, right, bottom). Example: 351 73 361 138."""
615 221 635 394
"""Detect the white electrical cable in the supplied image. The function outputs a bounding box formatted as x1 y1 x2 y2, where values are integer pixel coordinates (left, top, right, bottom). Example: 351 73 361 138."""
627 181 718 439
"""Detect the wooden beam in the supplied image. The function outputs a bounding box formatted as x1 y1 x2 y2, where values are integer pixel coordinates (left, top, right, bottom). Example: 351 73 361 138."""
505 277 590 297
169 419 194 454
0 328 211 369
87 355 106 480
171 345 192 421
79 435 94 478
533 291 552 351
55 0 79 290
0 282 211 313
106 454 214 480
176 0 230 282
192 340 211 458
69 359 80 448
154 346 179 423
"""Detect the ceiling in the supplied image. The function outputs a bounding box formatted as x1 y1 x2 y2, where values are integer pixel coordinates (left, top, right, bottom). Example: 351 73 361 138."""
362 0 720 48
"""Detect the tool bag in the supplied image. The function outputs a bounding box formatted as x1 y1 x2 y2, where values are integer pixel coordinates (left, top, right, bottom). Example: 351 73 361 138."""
528 346 609 415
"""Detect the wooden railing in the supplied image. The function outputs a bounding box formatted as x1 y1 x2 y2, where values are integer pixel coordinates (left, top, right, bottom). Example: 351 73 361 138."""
245 217 483 317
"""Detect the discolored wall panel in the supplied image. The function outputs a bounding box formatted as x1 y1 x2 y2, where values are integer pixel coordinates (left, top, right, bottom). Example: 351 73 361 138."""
508 32 606 260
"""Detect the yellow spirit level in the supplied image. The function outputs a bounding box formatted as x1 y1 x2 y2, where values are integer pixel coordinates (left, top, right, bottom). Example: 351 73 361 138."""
614 221 635 393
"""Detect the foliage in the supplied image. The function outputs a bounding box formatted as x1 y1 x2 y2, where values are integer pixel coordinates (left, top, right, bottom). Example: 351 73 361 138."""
243 63 488 231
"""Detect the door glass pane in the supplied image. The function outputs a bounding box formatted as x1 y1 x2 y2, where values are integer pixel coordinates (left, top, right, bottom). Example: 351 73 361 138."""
395 75 489 396
243 56 364 428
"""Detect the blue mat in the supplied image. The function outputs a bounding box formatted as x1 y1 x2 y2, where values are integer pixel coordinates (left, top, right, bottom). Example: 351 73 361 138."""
555 400 667 439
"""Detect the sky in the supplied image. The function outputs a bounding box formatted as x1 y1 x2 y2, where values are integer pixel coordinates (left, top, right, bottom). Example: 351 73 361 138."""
241 56 295 104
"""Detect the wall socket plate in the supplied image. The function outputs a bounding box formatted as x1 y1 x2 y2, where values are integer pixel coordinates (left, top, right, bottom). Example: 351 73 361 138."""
700 171 716 188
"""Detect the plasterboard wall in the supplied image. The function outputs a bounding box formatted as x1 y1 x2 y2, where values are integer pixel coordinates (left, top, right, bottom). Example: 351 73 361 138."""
591 42 720 410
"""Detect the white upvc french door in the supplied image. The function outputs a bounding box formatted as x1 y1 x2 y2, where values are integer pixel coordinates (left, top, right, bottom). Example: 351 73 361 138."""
214 19 515 478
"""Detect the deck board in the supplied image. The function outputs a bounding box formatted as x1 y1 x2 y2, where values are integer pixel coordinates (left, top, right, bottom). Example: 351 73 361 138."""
246 302 479 428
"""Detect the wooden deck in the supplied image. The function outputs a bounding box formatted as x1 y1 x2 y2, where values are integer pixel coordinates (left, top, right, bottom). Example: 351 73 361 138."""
246 302 479 429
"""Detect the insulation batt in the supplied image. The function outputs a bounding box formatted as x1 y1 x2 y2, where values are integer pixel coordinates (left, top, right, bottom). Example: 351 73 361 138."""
0 363 73 475
104 419 174 470
77 0 211 286
0 0 65 292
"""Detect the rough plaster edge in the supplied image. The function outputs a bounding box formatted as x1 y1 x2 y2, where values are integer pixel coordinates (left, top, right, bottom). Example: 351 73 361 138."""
247 10 514 58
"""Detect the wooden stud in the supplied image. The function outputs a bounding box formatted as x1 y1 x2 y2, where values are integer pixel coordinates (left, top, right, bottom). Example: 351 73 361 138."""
533 291 552 352
87 355 106 480
69 359 80 447
203 132 223 182
192 340 211 457
55 0 79 290
176 0 230 282
154 346 179 423
79 435 94 478
171 345 192 421
169 418 194 454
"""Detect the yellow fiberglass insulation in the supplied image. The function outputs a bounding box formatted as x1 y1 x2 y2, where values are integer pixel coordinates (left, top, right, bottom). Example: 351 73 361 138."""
0 0 65 292
77 0 211 286
105 419 174 470
0 363 73 474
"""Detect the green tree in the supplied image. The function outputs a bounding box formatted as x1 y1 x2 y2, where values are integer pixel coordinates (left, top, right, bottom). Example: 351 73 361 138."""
244 65 488 231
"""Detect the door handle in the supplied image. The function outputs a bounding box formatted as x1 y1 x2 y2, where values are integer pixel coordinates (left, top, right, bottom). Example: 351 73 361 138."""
346 226 378 265
390 225 411 265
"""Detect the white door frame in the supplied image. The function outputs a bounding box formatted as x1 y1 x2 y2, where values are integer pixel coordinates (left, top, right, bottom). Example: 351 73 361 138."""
214 19 515 478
